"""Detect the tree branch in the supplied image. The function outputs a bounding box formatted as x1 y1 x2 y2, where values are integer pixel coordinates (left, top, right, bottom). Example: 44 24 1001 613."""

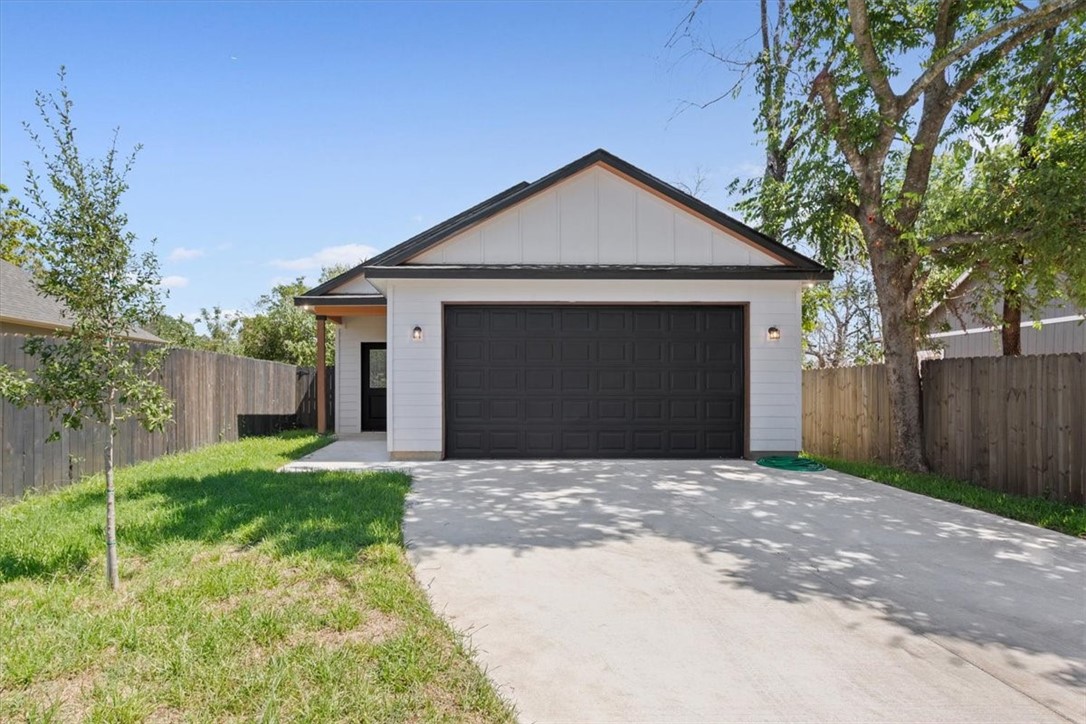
900 0 1085 113
812 68 868 179
846 0 900 114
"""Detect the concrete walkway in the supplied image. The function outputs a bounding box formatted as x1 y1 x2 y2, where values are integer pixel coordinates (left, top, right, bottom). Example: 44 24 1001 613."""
399 459 1086 723
278 433 390 471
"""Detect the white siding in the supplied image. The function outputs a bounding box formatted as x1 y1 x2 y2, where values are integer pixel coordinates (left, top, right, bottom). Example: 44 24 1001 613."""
333 314 386 434
408 166 784 267
380 278 805 456
935 320 1086 358
328 275 382 295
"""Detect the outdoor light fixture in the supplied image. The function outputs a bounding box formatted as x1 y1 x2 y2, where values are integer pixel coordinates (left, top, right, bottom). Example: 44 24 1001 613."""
767 326 781 341
411 325 423 341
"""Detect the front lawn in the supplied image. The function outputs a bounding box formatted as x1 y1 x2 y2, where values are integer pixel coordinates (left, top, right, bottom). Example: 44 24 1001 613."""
811 455 1086 538
0 432 513 722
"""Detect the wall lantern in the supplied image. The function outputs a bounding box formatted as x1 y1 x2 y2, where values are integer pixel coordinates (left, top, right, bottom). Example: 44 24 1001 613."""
767 326 781 341
411 325 423 341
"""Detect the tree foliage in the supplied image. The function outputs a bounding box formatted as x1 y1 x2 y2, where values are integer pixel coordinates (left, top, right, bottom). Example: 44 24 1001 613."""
0 71 173 589
0 183 40 266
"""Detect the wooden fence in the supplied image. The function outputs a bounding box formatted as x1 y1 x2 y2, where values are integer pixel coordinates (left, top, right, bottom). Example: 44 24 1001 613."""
0 334 332 499
802 353 1085 504
295 365 335 430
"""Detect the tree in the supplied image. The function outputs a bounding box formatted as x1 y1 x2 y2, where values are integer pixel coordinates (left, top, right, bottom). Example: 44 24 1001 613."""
0 72 173 589
195 306 243 356
919 20 1086 354
0 183 40 265
670 0 812 240
804 261 884 368
146 312 201 349
239 278 325 366
755 0 1084 470
239 265 351 365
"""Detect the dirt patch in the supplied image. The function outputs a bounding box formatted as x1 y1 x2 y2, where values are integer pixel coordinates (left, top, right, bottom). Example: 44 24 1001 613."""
14 668 99 722
292 610 405 649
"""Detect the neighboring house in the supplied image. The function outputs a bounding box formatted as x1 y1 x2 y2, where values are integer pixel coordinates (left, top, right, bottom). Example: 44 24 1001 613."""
296 149 832 459
927 274 1085 358
0 259 163 343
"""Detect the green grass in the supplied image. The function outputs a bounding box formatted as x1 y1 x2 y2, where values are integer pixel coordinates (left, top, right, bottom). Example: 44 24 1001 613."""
810 455 1086 538
0 431 514 722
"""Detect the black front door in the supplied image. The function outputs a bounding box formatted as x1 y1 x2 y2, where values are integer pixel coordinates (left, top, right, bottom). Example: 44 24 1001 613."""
361 343 387 431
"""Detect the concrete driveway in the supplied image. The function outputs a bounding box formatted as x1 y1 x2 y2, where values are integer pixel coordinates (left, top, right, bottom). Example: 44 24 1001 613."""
400 458 1086 723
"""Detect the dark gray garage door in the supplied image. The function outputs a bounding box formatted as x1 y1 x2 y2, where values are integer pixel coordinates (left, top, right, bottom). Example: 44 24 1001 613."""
444 305 744 458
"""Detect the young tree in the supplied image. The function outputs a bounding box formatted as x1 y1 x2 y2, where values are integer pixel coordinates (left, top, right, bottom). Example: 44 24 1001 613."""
774 0 1083 469
0 73 172 589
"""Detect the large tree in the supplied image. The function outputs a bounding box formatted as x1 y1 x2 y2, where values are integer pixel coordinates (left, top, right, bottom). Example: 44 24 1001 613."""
0 73 173 589
768 0 1084 469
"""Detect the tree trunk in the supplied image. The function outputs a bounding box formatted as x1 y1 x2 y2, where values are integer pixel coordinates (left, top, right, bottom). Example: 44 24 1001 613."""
1001 291 1023 356
105 403 119 590
866 227 927 471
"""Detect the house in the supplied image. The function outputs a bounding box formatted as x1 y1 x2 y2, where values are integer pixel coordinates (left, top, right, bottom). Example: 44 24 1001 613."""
295 149 832 459
927 273 1085 357
0 259 163 343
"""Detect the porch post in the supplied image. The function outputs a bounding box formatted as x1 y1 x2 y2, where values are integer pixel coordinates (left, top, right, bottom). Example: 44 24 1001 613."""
316 315 327 434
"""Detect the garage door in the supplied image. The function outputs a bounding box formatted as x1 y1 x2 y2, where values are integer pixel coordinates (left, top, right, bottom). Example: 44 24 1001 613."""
444 305 744 458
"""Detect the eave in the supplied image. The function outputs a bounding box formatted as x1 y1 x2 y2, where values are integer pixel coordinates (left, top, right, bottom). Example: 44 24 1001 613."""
360 264 835 281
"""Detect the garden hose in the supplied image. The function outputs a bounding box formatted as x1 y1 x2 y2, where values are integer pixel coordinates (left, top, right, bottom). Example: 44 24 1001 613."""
755 456 827 472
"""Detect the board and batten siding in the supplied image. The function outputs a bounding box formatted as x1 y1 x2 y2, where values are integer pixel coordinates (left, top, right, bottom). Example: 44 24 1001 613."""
382 278 805 456
334 314 386 434
409 166 784 267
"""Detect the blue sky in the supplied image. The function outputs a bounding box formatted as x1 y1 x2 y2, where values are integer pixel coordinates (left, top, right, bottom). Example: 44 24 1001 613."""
1 1 767 319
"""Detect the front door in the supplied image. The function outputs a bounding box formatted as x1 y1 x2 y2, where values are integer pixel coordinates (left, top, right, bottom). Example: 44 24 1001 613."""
361 343 387 431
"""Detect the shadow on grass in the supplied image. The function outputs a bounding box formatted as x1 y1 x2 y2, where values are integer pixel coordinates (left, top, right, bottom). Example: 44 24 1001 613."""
0 433 409 581
120 468 411 563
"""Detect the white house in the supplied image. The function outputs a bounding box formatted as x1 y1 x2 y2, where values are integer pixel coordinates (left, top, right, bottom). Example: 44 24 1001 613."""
296 150 832 459
927 274 1085 357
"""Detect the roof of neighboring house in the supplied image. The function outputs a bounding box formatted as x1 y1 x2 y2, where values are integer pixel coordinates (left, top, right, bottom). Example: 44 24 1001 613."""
300 149 832 302
0 259 164 343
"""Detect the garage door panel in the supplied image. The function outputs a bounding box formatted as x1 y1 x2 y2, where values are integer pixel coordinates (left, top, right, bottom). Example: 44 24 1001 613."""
598 340 629 362
445 305 744 458
525 399 557 421
451 340 484 362
489 340 521 362
491 399 520 420
525 309 558 333
561 309 593 333
633 310 665 333
488 369 520 391
598 369 628 392
561 339 594 362
597 311 628 333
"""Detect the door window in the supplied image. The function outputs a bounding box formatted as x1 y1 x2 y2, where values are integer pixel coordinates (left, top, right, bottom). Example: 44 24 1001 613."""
368 348 387 389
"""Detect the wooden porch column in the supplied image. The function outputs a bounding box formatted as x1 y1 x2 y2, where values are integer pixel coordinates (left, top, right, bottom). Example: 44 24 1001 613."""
316 315 327 434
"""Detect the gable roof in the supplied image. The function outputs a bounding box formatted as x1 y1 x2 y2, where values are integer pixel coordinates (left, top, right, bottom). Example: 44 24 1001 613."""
303 149 831 297
0 259 164 343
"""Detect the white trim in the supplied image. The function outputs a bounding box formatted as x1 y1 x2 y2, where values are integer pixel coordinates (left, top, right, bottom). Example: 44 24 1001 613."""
929 313 1085 338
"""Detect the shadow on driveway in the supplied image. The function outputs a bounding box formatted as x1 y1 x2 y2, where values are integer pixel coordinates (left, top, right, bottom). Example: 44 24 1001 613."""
400 458 1085 721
